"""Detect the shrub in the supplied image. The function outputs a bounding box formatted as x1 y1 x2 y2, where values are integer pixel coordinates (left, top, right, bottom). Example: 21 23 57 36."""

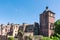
8 36 14 40
42 37 50 40
52 37 59 40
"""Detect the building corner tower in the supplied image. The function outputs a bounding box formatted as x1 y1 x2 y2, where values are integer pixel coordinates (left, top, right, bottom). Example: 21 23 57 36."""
40 7 55 37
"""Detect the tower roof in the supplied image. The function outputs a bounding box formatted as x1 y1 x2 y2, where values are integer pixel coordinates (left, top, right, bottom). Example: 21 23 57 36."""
42 6 55 14
46 6 48 10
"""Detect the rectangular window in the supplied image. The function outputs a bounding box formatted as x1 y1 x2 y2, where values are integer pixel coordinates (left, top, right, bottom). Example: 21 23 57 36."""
50 23 54 30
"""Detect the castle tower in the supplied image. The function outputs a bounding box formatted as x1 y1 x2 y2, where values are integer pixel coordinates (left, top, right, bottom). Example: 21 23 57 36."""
40 7 55 37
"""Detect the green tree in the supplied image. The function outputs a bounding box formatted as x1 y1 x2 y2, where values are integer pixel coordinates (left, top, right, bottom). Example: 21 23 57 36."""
53 19 60 39
54 19 60 34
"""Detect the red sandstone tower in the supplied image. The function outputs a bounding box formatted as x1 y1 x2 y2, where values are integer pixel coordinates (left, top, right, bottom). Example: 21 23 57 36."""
40 7 55 37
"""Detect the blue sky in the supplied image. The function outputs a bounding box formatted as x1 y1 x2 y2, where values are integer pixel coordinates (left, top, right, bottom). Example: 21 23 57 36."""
0 0 60 24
